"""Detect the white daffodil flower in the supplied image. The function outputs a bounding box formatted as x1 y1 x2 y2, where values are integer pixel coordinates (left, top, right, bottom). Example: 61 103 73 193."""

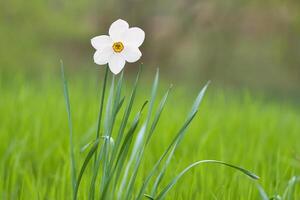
91 19 145 74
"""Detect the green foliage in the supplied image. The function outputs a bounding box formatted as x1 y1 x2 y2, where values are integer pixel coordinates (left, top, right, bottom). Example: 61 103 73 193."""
61 66 258 199
0 69 300 199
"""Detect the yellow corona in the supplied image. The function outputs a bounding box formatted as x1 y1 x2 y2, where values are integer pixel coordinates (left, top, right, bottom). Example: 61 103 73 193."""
112 42 124 53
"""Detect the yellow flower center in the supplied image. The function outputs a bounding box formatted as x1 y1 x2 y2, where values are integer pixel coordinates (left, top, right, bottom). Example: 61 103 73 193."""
112 42 124 53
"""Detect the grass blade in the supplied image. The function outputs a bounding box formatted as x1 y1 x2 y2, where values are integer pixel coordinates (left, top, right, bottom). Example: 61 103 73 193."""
109 67 142 171
121 69 160 200
155 160 259 200
189 81 210 118
283 176 299 200
113 71 124 113
101 101 147 199
80 140 95 153
100 74 115 193
135 111 198 200
60 61 76 198
89 67 110 200
256 183 269 200
146 68 160 128
74 140 99 199
146 85 172 144
136 82 209 199
152 81 210 195
89 144 105 200
120 123 147 199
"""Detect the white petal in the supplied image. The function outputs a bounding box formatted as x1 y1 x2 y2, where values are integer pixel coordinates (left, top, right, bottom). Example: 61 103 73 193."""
91 35 112 50
93 46 113 65
121 46 142 63
122 27 145 47
109 19 129 41
108 54 126 74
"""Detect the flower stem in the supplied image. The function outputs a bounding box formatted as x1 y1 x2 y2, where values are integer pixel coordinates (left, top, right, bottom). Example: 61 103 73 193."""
94 66 109 166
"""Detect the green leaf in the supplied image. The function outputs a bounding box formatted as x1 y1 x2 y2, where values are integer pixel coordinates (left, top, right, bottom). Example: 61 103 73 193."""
189 81 210 118
74 140 99 199
60 61 76 198
146 68 160 124
155 160 259 200
89 67 110 200
146 84 172 144
144 194 154 200
110 67 142 165
121 69 160 200
256 183 269 200
80 140 94 153
101 101 147 199
136 82 209 200
136 111 198 200
100 74 116 193
109 67 143 197
283 176 300 200
113 70 124 113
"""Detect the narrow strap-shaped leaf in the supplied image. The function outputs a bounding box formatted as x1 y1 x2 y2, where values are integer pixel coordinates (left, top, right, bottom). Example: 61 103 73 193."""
103 75 115 136
100 75 115 193
121 69 159 200
135 111 198 200
88 142 105 200
136 82 210 200
149 146 173 196
80 140 94 153
256 183 269 200
60 61 76 198
146 68 160 124
99 74 125 198
119 123 147 199
107 72 125 140
151 81 210 196
155 160 259 200
134 86 172 199
144 194 154 200
283 176 299 200
73 140 99 199
146 85 172 144
101 101 147 199
89 68 110 200
189 81 210 118
113 71 124 113
115 97 125 116
109 66 142 171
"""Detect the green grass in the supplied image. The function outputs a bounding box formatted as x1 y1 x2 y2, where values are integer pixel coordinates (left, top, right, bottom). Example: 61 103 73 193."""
0 70 300 199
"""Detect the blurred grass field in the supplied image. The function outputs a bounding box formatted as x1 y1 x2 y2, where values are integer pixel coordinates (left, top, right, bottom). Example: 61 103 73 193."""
1 69 299 199
1 0 300 94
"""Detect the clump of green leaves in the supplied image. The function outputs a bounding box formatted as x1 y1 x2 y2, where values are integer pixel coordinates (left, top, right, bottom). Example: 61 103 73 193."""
61 63 259 200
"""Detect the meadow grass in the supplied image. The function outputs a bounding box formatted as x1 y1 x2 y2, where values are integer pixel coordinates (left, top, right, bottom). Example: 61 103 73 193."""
0 69 299 199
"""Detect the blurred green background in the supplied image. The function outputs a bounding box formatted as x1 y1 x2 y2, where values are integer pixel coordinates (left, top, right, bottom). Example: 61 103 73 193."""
1 0 300 97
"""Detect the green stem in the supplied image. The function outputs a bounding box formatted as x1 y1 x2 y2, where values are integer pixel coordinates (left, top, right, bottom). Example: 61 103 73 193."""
94 66 109 166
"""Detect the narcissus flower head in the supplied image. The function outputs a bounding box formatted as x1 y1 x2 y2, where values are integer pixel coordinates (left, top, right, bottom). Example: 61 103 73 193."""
91 19 145 74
